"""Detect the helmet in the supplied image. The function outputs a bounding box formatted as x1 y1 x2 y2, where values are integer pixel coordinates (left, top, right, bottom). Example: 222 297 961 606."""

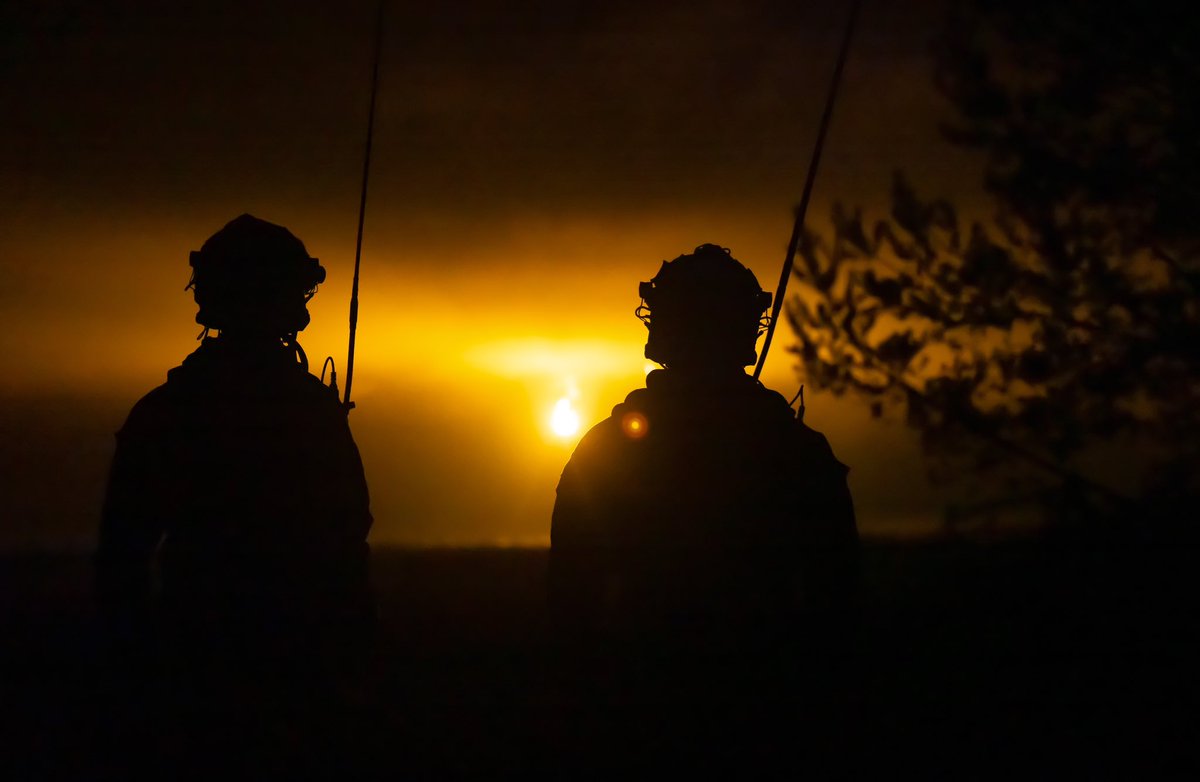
187 214 326 336
637 244 772 368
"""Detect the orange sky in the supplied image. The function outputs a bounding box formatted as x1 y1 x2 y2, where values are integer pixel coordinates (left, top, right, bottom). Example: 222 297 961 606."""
0 0 984 548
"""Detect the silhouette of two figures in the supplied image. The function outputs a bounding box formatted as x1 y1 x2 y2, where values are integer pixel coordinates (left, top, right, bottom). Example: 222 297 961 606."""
93 229 858 769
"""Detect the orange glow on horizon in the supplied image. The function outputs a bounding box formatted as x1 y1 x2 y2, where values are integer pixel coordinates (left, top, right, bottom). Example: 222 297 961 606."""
0 217 934 548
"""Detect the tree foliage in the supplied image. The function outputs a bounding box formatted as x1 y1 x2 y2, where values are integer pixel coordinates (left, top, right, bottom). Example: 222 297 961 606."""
788 0 1200 514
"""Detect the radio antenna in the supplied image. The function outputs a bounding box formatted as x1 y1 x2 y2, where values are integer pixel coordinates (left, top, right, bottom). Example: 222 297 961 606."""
343 0 385 411
754 0 862 380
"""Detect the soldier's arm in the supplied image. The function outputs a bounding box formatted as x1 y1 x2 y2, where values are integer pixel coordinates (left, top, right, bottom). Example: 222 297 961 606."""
331 408 373 541
327 407 374 612
795 423 860 625
95 413 168 648
548 427 614 642
322 407 376 652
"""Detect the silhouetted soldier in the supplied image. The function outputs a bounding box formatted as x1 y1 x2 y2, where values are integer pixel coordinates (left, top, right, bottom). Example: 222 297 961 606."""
545 245 859 768
96 215 373 682
549 244 858 656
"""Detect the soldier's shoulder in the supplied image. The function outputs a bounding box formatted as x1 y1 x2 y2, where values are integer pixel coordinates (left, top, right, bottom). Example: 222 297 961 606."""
615 386 653 413
118 381 184 438
792 419 832 447
575 409 626 453
292 368 344 404
272 370 350 429
561 395 642 470
236 357 346 412
748 382 800 421
789 420 849 474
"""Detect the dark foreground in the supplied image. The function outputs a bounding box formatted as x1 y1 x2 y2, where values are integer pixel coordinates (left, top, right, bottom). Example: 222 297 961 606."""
2 537 1197 778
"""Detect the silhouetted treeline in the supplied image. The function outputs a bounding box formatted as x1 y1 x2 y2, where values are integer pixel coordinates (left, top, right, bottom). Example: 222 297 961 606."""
788 0 1199 530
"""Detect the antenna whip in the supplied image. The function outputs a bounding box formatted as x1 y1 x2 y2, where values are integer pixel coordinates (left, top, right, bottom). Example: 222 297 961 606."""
754 0 862 380
343 0 385 410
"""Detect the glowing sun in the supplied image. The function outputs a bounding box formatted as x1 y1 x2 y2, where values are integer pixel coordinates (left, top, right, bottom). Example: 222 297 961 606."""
550 396 581 438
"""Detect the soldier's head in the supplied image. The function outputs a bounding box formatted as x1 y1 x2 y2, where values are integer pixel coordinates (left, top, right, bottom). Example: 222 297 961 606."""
637 244 772 371
187 214 325 339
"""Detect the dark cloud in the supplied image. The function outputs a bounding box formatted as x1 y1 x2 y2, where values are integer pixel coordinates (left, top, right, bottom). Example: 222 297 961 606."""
2 0 959 216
